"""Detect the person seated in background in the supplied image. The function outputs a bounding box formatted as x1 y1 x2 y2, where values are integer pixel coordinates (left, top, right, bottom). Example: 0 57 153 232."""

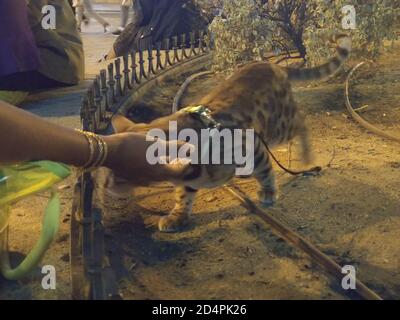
103 0 208 60
0 0 84 104
0 0 41 104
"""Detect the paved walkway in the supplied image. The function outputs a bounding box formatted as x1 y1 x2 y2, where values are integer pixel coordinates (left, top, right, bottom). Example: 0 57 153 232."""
21 14 122 129
21 9 171 130
92 3 122 12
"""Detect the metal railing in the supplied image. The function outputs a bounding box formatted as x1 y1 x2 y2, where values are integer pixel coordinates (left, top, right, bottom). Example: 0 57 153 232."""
72 30 210 300
80 30 210 133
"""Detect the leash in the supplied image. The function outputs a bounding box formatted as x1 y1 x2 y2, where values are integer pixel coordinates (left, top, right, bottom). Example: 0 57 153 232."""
257 134 322 176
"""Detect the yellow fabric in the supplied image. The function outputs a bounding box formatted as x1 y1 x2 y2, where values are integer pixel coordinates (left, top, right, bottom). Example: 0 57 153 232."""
0 192 61 280
0 162 70 207
0 206 11 235
0 162 70 280
0 91 29 105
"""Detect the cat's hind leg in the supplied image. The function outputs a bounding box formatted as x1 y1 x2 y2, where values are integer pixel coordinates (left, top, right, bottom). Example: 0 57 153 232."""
252 136 277 208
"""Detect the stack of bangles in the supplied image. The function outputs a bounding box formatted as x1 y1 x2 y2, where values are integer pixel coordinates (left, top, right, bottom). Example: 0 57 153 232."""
75 129 108 173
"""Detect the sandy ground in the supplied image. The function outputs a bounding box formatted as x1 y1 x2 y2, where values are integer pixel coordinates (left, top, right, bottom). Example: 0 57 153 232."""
1 23 399 299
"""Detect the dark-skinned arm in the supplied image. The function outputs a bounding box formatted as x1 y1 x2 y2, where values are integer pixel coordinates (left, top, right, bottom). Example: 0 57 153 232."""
0 100 188 184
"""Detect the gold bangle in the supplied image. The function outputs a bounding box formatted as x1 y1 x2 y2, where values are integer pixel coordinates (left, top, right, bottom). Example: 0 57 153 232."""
91 133 105 168
97 135 109 167
86 132 108 168
91 133 103 168
76 129 95 169
75 130 109 171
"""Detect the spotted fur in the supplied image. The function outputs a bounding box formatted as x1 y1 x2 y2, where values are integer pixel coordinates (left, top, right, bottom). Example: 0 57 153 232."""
110 35 351 232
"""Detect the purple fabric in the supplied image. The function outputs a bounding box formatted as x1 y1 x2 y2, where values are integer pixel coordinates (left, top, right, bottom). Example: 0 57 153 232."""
0 0 41 77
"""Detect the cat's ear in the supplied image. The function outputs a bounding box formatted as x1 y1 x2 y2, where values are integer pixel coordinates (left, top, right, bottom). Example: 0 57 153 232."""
111 115 137 133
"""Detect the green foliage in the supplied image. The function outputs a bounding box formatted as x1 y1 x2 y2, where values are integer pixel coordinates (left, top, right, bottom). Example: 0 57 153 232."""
208 0 317 71
191 0 224 22
304 0 400 66
208 0 274 71
192 0 223 13
207 0 399 71
262 0 317 59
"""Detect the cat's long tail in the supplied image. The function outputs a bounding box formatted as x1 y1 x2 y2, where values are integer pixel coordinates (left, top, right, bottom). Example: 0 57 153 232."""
286 34 352 81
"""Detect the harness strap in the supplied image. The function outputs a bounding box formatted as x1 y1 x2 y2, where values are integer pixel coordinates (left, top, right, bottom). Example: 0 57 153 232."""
181 105 321 176
181 105 221 130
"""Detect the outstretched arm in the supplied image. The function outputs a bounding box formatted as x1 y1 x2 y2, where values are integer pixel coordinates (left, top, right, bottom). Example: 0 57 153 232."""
0 100 90 166
0 101 187 184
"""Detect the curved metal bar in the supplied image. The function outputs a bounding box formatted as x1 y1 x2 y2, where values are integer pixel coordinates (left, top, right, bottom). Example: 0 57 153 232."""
189 31 197 57
99 70 109 112
122 54 131 93
107 63 116 104
86 87 97 132
77 29 210 300
199 30 206 53
93 76 103 125
130 50 139 85
172 36 181 64
138 48 147 80
181 34 189 60
114 58 123 99
155 42 164 71
80 94 90 131
164 38 173 68
90 209 105 299
147 44 156 76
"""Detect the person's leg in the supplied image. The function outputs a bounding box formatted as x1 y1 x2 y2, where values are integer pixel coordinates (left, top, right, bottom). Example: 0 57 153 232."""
83 0 110 31
75 6 84 31
112 0 131 36
72 0 83 31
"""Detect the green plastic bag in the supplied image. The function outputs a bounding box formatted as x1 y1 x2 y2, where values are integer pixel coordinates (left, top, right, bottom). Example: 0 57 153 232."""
0 161 70 280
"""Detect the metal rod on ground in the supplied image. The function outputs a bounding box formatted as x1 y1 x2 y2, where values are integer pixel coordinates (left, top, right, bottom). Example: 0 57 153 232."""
223 184 382 301
172 60 382 301
345 62 400 143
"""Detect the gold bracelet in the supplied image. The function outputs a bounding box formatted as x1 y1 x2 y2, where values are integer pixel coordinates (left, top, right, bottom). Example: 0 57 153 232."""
90 133 106 168
75 129 109 171
76 129 95 169
96 135 109 167
86 131 108 168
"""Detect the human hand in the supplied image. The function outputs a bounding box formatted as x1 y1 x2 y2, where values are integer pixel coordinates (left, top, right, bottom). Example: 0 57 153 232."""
103 132 193 185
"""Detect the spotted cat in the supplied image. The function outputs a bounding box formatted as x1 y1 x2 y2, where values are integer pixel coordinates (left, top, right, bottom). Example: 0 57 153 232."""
109 34 351 232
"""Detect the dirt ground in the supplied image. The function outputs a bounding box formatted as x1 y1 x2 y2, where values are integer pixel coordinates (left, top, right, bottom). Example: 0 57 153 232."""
1 39 399 299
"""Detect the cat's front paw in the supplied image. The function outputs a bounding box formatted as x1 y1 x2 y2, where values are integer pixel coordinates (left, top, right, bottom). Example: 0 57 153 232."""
158 214 187 233
258 189 277 208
